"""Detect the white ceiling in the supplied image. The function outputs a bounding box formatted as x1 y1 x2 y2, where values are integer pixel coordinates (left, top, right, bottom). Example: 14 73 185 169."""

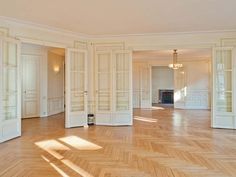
133 48 211 61
0 0 236 36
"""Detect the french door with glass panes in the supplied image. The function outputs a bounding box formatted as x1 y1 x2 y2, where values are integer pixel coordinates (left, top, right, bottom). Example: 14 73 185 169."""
113 50 132 125
65 48 88 128
212 47 236 129
95 50 132 125
0 37 21 143
95 51 113 125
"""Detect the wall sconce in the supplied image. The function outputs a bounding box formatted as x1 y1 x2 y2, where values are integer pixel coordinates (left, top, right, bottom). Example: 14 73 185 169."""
54 66 60 74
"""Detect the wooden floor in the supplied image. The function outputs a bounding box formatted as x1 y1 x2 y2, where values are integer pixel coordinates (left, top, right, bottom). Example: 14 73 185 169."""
1 107 236 177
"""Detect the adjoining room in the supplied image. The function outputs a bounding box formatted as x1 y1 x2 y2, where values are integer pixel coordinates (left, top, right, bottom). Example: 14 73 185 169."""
21 43 65 120
133 48 212 118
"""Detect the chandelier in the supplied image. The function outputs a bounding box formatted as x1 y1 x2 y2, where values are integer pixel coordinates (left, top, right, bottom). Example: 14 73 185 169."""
168 49 183 69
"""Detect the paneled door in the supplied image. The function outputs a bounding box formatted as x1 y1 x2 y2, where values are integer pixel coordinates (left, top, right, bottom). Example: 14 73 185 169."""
0 37 21 143
95 51 113 125
113 50 132 125
212 47 236 129
140 65 152 108
65 48 88 128
21 55 40 118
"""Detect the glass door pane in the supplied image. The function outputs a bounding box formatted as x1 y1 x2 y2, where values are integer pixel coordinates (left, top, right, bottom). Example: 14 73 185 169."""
96 52 112 112
215 49 233 113
114 53 130 111
70 51 85 112
65 48 87 128
2 41 18 120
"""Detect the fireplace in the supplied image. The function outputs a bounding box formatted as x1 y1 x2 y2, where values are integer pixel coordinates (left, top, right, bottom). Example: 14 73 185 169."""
159 89 174 104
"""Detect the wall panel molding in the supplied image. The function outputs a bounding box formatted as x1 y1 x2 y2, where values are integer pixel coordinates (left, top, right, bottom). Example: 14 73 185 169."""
48 97 64 116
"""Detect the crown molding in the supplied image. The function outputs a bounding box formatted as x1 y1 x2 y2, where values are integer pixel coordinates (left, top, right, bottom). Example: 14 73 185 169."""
89 29 236 39
1 16 236 40
0 16 90 39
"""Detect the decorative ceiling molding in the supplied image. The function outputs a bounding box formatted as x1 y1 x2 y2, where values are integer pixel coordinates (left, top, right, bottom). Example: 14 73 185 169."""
1 16 236 40
0 16 90 39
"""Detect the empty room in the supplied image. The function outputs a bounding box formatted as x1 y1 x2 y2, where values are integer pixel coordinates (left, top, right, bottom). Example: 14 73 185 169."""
0 1 236 177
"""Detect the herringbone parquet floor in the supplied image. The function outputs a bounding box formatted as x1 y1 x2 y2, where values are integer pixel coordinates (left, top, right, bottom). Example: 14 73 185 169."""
0 107 236 177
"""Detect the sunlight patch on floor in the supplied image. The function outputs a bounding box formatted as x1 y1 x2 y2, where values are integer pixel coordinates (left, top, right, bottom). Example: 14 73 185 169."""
41 155 92 177
134 116 157 123
41 155 70 177
59 136 102 150
62 159 93 177
50 162 70 177
140 106 165 110
35 140 70 159
152 106 165 110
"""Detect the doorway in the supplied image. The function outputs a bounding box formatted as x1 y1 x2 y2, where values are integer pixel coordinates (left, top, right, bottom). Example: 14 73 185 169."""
132 48 212 110
21 43 65 119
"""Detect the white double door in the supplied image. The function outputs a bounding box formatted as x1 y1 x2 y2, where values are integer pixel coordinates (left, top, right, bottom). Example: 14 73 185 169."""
95 50 132 125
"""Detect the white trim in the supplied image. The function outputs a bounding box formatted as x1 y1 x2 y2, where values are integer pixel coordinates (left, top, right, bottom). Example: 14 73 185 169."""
19 37 67 49
65 49 70 128
90 30 236 39
0 38 3 142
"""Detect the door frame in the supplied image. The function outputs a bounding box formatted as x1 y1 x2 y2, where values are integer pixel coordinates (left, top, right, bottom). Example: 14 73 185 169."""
19 38 67 121
132 45 215 124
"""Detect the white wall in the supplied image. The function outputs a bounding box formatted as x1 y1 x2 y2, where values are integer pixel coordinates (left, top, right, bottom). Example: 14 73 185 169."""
178 59 211 109
152 66 174 103
47 51 64 116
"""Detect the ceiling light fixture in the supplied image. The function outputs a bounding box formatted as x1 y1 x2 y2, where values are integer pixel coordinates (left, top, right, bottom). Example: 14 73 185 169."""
168 49 183 69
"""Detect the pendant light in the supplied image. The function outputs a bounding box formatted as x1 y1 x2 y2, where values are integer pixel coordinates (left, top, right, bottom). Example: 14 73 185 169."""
168 49 183 69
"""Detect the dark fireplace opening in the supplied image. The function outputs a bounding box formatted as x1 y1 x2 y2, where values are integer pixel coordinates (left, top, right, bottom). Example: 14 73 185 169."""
159 90 174 104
